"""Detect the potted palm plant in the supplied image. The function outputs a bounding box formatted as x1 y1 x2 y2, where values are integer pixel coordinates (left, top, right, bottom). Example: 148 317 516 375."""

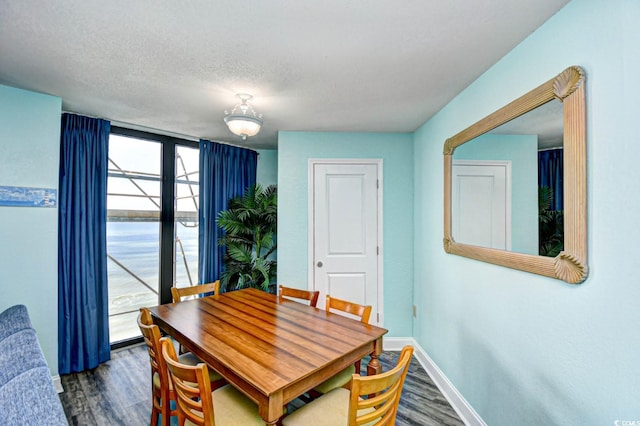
217 184 277 293
539 186 564 257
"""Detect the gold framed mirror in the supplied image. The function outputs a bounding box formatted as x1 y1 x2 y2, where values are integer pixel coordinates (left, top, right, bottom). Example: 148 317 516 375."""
443 66 587 284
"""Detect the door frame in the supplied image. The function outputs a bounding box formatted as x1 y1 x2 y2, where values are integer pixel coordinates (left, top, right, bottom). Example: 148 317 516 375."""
307 158 384 325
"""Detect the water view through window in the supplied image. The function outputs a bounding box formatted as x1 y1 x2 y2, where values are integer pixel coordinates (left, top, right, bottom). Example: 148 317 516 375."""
107 134 199 343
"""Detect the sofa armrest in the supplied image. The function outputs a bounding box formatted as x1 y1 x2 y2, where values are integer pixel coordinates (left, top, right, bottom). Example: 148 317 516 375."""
0 305 32 342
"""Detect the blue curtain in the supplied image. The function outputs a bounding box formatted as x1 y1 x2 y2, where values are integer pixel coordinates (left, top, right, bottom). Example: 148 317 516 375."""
198 140 257 286
58 113 111 374
538 148 563 211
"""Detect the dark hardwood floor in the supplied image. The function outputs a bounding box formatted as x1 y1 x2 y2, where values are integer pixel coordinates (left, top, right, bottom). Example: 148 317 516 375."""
59 344 464 425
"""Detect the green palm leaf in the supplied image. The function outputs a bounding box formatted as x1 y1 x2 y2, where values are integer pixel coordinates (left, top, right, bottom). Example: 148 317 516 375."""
217 184 277 293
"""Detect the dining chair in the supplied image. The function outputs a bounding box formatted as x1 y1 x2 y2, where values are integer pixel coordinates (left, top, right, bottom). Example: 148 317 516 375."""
284 345 414 426
171 280 220 303
138 308 225 426
325 294 372 323
138 307 175 426
171 281 221 354
160 337 264 426
312 295 373 394
278 285 320 307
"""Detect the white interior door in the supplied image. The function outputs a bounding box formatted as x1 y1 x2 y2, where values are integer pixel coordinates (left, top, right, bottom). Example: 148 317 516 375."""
309 160 382 325
452 160 511 250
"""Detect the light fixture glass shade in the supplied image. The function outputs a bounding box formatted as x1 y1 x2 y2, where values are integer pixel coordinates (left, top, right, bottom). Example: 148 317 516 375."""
224 94 263 140
224 114 263 139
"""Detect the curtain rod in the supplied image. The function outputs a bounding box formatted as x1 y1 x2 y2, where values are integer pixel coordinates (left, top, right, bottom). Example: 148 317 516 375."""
61 110 259 153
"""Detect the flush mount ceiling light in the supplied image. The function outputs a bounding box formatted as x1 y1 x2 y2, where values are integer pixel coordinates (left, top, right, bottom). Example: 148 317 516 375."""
224 93 263 140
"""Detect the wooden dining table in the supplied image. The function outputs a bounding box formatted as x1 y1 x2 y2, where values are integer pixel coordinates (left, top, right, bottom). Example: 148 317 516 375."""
148 288 387 425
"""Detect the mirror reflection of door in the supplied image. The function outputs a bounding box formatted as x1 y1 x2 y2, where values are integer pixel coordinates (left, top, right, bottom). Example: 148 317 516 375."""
452 160 511 250
452 125 545 255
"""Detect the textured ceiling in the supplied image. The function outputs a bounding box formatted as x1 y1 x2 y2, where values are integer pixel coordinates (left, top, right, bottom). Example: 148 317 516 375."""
0 0 569 148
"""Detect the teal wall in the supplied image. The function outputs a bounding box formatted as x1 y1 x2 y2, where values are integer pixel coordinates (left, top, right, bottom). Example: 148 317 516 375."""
454 133 538 254
256 149 278 187
413 0 640 424
0 85 62 376
278 131 413 336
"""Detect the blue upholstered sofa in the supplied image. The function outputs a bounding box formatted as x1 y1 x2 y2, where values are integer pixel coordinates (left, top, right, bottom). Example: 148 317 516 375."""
0 305 67 425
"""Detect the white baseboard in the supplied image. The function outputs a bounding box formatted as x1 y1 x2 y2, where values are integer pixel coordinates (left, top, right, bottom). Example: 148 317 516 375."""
52 375 64 393
382 336 414 351
382 337 485 426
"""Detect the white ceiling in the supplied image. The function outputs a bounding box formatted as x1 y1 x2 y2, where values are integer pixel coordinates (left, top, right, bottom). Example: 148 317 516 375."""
0 0 569 149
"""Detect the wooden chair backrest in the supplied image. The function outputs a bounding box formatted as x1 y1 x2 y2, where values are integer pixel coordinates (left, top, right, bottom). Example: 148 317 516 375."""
138 308 167 387
138 308 174 424
325 295 372 324
171 280 220 303
348 345 414 426
279 285 320 307
161 337 215 426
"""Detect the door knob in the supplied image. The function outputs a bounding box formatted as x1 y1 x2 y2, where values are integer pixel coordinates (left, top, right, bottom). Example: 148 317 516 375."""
317 261 323 268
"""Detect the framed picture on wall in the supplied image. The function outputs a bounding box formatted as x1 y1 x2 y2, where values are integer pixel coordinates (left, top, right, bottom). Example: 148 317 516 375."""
0 185 57 207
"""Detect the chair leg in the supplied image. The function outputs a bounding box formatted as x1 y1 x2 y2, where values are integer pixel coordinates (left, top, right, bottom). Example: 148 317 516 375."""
160 395 171 426
306 389 322 399
151 390 163 426
151 406 159 426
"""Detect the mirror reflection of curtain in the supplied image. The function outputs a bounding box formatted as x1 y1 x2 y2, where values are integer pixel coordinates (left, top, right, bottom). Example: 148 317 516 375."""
538 148 563 210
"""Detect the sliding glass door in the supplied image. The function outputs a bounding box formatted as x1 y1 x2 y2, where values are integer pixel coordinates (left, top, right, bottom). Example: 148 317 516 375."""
106 128 198 345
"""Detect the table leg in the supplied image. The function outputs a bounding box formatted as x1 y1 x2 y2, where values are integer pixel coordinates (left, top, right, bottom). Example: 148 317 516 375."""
261 390 283 426
367 337 383 376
